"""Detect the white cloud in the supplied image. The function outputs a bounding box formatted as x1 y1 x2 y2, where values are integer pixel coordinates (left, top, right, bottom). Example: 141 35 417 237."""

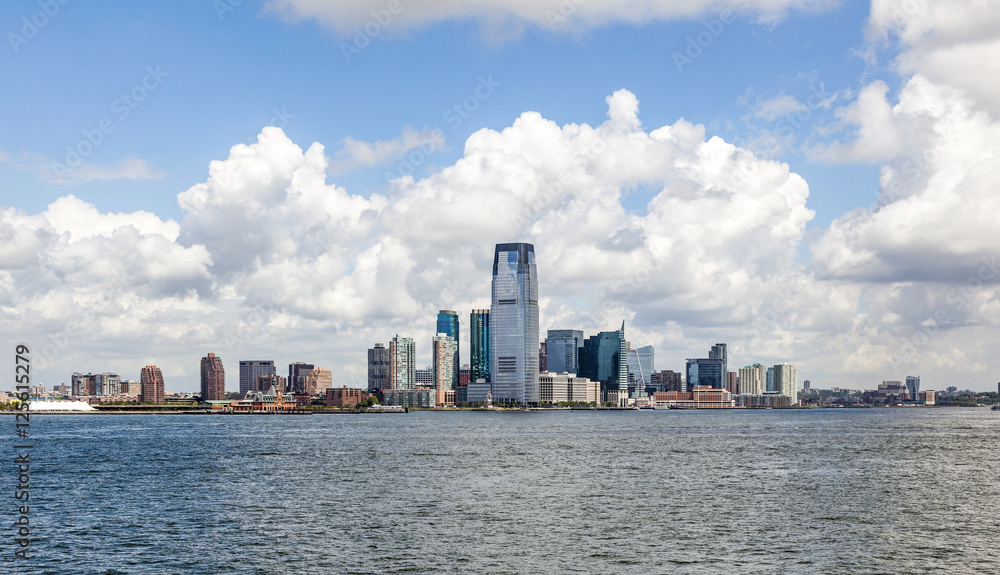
807 80 903 163
331 126 445 174
43 157 165 185
753 93 808 121
264 0 841 40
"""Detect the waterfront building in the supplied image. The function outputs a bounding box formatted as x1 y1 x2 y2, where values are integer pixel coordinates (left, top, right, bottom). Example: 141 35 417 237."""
738 364 766 395
735 393 791 408
432 333 458 393
466 379 492 405
865 380 908 405
94 373 121 396
140 365 164 404
53 384 72 395
122 380 141 396
383 388 435 408
239 361 275 396
579 322 628 398
216 384 297 413
539 372 599 404
651 387 736 409
766 366 775 392
200 352 226 401
305 367 332 396
709 343 728 382
436 310 460 389
773 363 797 405
650 370 682 393
71 373 96 397
490 242 540 406
726 371 738 395
626 344 654 398
389 335 416 390
459 367 470 386
545 329 584 375
257 373 287 394
470 309 491 384
368 344 390 392
919 390 936 405
325 386 365 408
905 376 920 401
415 368 434 386
685 358 724 391
288 362 315 395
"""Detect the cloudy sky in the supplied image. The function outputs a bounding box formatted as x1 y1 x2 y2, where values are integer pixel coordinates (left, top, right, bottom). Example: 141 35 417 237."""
3 0 1000 393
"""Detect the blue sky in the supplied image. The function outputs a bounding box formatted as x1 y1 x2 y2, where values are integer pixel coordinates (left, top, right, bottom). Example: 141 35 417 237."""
3 0 1000 393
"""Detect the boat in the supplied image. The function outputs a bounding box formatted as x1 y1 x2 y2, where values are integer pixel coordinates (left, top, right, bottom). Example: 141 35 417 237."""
991 403 1000 411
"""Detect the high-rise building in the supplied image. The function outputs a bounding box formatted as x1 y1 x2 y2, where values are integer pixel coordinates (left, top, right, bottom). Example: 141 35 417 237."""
773 363 797 405
71 373 96 397
257 373 287 394
905 376 920 401
389 335 416 390
200 353 226 401
433 333 458 394
436 310 460 389
288 362 314 395
415 368 434 386
539 341 547 373
239 361 275 396
738 364 766 395
650 370 682 392
766 366 775 392
545 329 584 375
140 366 164 404
685 358 725 391
579 322 628 398
305 368 332 396
490 242 539 406
94 373 121 396
709 343 728 382
368 344 390 392
626 344 654 398
803 380 811 390
470 310 491 384
726 371 738 395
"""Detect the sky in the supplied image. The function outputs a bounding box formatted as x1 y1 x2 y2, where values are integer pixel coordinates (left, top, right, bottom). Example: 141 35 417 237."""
3 0 1000 393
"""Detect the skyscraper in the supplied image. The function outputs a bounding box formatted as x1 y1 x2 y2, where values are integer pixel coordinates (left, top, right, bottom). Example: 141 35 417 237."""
200 353 225 401
546 329 584 375
490 242 539 406
239 360 275 396
773 363 797 405
305 368 332 396
905 375 920 401
738 364 766 395
140 365 164 404
288 362 314 395
432 333 458 393
766 366 775 392
368 344 390 392
579 322 628 399
436 310 460 389
470 310 490 383
389 335 416 390
625 344 654 398
709 343 727 382
685 358 725 391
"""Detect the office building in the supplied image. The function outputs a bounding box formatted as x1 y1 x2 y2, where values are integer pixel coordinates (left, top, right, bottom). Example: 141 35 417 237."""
140 366 164 404
288 362 314 395
766 366 775 392
626 344 653 398
432 333 458 392
325 386 365 408
738 364 766 395
304 367 332 396
709 343 728 381
436 310 460 389
94 373 121 396
685 358 725 391
239 361 275 396
200 353 226 401
539 372 599 404
490 242 540 406
470 310 490 384
650 370 682 393
257 373 287 394
905 376 920 401
415 368 434 385
579 322 629 398
389 335 416 390
545 329 584 375
726 371 738 395
368 344 390 392
539 342 547 373
773 363 797 405
71 373 96 397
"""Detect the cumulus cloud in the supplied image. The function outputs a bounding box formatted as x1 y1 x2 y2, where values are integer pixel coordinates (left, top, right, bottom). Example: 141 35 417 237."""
264 0 840 40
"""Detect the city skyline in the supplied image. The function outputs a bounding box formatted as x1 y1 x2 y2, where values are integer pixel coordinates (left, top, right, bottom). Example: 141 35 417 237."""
4 3 1000 393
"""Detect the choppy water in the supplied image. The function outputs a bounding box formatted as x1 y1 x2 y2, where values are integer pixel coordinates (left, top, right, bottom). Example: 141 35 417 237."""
2 408 999 574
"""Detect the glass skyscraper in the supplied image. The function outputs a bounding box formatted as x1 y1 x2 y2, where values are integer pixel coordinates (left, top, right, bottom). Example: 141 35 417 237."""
490 242 539 406
545 329 584 375
709 343 727 382
470 309 490 383
239 360 275 396
436 310 460 389
685 357 725 391
579 322 627 398
626 345 653 397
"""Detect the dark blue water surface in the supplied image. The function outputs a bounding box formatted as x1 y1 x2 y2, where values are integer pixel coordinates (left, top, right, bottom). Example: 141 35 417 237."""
2 408 999 574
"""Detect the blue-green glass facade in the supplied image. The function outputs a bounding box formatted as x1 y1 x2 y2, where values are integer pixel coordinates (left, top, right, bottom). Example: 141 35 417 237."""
579 322 627 397
436 310 460 389
470 309 490 383
490 243 539 406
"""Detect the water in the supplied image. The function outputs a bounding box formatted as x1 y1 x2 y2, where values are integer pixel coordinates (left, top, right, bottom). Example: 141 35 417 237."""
2 408 999 574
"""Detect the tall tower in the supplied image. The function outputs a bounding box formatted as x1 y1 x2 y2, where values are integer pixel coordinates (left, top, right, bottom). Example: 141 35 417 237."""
436 310 460 389
200 353 226 401
905 375 920 401
709 343 727 382
547 330 584 375
470 310 490 383
140 365 164 404
432 333 458 391
490 242 539 406
368 344 390 392
389 335 416 390
288 362 315 395
239 360 275 396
